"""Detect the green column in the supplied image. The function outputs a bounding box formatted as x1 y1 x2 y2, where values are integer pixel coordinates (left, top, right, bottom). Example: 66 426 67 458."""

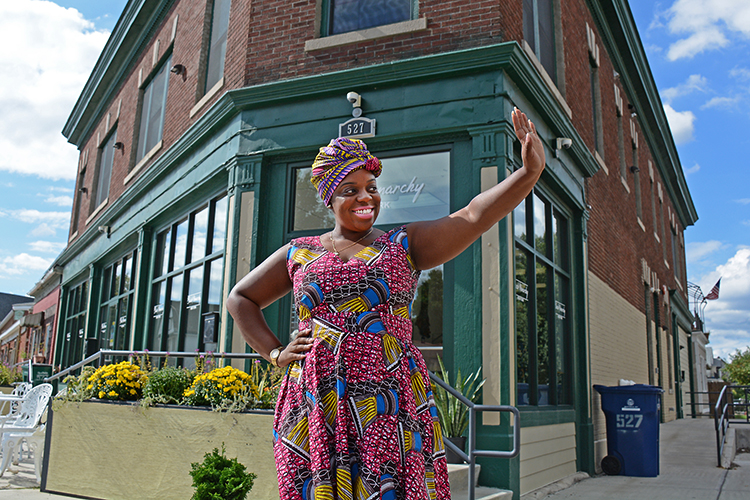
132 226 153 351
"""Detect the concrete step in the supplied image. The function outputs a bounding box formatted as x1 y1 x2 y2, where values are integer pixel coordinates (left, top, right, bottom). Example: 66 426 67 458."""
448 463 513 500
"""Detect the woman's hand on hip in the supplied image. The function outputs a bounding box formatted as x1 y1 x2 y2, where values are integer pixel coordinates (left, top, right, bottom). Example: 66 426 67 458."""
278 328 314 368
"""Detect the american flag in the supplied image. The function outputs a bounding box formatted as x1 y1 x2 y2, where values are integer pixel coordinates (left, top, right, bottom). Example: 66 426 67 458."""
705 278 721 301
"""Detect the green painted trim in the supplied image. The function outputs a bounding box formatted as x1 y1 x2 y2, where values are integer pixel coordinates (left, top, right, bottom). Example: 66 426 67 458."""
84 265 101 358
519 408 576 427
670 289 693 332
133 227 154 351
64 0 176 145
585 0 697 227
53 285 69 367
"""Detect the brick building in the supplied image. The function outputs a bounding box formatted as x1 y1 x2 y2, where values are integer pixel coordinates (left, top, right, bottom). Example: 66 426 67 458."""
52 0 697 496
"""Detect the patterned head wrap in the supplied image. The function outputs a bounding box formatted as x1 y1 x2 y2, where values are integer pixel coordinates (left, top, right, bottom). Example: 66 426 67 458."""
310 137 382 205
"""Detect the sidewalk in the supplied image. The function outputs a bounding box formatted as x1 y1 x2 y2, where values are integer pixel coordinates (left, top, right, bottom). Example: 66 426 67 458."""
537 418 750 500
2 418 749 499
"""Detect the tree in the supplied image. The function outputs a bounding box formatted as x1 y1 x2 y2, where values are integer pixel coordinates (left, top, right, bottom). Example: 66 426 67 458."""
725 347 750 386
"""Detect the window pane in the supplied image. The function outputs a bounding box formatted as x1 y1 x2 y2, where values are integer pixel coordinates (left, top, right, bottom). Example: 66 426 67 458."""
117 296 130 351
515 248 530 406
184 267 204 359
96 130 116 207
124 251 135 291
331 0 411 35
292 151 450 231
101 265 112 302
150 281 166 351
533 193 547 255
412 266 443 372
155 229 171 277
167 274 183 353
173 219 189 270
112 260 122 298
293 167 336 231
205 0 231 91
536 261 550 405
553 210 568 270
137 57 171 162
207 258 223 310
211 196 228 254
106 304 118 350
513 198 527 242
537 0 555 78
191 205 209 263
522 0 536 53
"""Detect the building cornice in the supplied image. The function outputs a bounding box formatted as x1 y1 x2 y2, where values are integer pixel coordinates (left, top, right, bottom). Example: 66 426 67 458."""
587 0 698 228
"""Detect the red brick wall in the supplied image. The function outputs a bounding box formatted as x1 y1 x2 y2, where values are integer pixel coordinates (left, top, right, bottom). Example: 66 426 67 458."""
68 0 689 314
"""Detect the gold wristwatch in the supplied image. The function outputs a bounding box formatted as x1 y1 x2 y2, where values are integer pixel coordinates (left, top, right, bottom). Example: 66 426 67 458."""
269 346 284 367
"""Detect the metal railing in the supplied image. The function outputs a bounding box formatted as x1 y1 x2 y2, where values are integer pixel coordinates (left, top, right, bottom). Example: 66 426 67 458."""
429 372 520 500
46 351 520 499
44 350 263 385
714 385 750 466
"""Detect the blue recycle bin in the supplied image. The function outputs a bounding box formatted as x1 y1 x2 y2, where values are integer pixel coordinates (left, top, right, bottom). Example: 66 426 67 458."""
594 384 664 477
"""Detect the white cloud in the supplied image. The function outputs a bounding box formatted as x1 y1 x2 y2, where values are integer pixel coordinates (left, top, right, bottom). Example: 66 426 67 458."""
663 103 696 144
28 240 66 253
666 0 750 60
685 163 700 174
729 67 750 81
687 240 723 265
0 208 70 237
661 74 708 103
702 248 750 358
742 220 750 227
736 199 750 204
45 195 73 207
0 253 53 277
0 1 111 180
702 96 742 109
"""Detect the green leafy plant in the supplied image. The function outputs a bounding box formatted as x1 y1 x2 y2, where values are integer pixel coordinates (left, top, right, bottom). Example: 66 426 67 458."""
432 356 485 438
189 444 256 500
183 365 253 408
142 365 194 404
0 363 22 386
247 360 283 409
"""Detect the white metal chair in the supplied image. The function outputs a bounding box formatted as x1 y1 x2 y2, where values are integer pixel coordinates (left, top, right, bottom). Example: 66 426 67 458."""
0 383 52 481
0 382 32 418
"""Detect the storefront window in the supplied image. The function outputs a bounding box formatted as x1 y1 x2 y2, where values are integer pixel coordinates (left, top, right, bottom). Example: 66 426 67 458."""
61 280 88 368
149 195 227 364
514 189 571 406
98 250 137 360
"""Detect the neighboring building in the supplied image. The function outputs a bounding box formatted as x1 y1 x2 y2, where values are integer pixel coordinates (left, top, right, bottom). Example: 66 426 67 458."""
51 0 697 496
0 300 34 367
26 267 63 367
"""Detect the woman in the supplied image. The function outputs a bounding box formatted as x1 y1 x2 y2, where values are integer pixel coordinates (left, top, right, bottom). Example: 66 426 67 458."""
227 108 544 499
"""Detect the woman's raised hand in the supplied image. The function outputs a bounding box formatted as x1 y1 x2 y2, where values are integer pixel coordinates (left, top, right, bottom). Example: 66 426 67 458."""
512 107 545 176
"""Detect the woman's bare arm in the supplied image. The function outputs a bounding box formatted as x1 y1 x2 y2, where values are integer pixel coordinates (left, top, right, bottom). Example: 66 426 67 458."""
226 244 312 367
407 108 545 270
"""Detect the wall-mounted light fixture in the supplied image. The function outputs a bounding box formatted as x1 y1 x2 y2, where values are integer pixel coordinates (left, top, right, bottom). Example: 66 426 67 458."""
554 137 572 158
113 141 124 150
170 64 187 81
630 166 640 173
97 225 111 237
346 91 362 117
79 187 88 194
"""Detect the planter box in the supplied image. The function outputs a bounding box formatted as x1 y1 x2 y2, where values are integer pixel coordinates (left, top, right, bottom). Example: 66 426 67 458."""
43 401 278 499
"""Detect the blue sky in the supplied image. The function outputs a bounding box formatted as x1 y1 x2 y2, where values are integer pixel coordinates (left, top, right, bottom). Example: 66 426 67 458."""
0 1 747 358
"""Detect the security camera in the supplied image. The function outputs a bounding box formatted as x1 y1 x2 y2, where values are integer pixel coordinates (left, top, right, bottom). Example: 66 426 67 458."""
556 137 572 150
346 91 361 107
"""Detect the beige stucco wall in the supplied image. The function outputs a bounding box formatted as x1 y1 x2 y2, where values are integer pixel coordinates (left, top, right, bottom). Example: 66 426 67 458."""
46 402 278 500
588 272 650 470
519 422 577 494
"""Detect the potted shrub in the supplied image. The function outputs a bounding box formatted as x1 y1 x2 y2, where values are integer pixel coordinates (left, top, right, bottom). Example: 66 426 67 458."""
432 356 485 463
190 444 256 500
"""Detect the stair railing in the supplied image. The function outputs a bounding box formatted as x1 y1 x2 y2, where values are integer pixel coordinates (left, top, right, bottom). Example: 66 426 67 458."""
429 371 520 500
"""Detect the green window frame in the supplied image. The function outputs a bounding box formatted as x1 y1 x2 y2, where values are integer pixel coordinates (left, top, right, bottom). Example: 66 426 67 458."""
514 187 572 407
96 249 138 361
322 0 417 36
61 280 89 368
148 194 228 362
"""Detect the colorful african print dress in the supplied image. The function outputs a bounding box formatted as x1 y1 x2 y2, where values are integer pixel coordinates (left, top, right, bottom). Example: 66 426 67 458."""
274 226 451 500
